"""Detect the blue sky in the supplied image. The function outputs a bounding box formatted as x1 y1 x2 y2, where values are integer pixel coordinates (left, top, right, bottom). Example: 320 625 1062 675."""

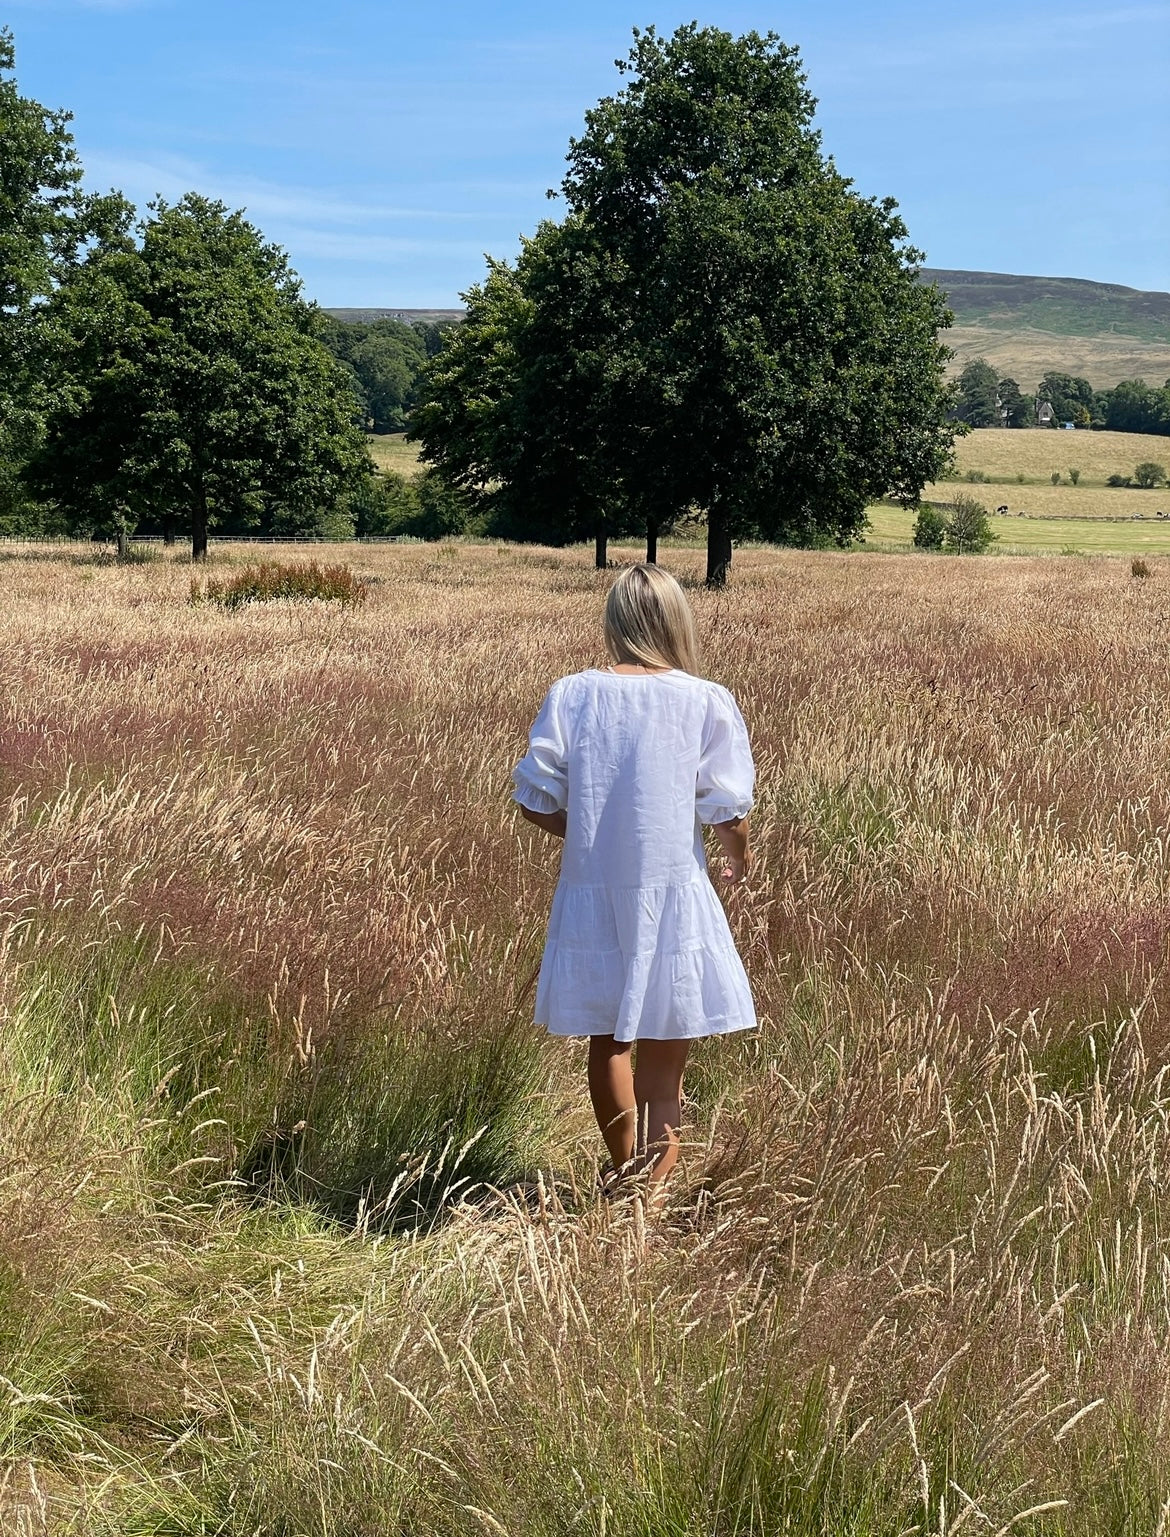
8 0 1170 306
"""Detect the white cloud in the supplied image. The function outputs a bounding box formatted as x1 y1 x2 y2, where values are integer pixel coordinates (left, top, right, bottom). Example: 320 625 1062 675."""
83 151 479 228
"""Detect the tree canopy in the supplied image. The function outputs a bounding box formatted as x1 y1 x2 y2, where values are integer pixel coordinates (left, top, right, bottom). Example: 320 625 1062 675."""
413 23 957 583
320 316 433 434
956 361 1000 427
27 195 371 557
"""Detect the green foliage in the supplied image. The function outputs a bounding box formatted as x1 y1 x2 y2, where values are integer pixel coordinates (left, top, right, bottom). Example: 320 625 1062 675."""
1107 474 1133 487
26 195 372 558
1104 378 1170 436
191 560 367 610
996 376 1033 429
964 468 989 482
414 23 957 584
912 505 948 549
956 359 999 427
1068 467 1081 485
412 467 473 538
341 466 473 541
1133 461 1167 489
944 494 996 554
1051 471 1062 485
320 316 430 433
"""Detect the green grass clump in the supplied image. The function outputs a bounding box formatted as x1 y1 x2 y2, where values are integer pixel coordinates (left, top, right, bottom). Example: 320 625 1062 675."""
191 560 367 609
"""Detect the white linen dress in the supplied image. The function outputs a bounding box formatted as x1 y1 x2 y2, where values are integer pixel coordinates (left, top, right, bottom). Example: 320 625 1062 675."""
512 668 757 1041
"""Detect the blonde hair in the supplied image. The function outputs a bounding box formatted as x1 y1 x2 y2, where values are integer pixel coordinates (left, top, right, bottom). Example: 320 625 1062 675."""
604 564 701 675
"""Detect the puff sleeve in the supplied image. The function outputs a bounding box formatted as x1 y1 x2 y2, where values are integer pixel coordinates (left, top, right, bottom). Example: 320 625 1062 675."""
512 682 570 815
696 685 755 825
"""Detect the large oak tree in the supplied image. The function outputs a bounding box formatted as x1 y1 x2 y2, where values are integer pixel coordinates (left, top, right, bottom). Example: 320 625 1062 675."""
28 194 371 558
414 24 956 584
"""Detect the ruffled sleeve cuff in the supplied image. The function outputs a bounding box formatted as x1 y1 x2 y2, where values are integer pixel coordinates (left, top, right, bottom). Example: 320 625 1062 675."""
512 772 567 816
696 685 755 826
695 793 754 826
512 682 569 814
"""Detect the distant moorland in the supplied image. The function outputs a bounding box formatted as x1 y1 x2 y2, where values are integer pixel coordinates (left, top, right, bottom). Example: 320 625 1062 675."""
921 269 1170 389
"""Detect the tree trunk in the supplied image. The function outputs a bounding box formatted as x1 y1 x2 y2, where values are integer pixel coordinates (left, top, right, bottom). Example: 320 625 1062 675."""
595 529 608 570
192 493 209 562
163 523 176 548
116 528 130 562
706 510 733 588
645 518 658 565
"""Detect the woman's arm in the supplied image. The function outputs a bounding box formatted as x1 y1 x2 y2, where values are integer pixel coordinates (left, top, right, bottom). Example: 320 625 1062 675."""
712 815 751 883
520 805 567 840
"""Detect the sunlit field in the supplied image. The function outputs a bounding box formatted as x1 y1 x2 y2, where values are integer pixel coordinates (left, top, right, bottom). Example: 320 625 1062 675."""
948 427 1164 484
364 432 423 476
863 504 1170 554
921 429 1169 525
6 539 1170 1533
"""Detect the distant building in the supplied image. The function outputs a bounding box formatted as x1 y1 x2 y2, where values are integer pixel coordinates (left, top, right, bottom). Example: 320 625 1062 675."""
1036 401 1056 426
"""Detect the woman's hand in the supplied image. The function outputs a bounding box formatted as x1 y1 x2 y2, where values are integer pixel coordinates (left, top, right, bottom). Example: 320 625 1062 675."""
713 816 751 884
720 848 753 885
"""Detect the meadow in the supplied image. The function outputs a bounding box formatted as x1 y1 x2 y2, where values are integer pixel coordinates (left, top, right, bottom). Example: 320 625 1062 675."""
944 428 1165 486
7 539 1170 1532
863 505 1170 554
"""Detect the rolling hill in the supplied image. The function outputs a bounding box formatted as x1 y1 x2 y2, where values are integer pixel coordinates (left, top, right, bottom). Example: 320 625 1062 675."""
920 269 1170 389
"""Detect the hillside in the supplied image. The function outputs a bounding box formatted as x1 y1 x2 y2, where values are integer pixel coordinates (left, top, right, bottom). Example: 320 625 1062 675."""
324 307 464 325
920 269 1170 342
920 269 1170 389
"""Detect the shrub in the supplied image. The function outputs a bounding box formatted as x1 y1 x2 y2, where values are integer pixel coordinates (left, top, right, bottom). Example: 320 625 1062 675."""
943 495 996 555
191 561 367 610
1068 468 1081 486
1050 471 1061 486
1107 474 1132 488
1132 558 1152 578
412 468 473 538
1134 462 1167 490
911 505 948 550
965 469 988 483
1016 472 1026 483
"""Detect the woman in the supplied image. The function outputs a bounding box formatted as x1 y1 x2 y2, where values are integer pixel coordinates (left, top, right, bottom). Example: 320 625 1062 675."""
512 563 756 1194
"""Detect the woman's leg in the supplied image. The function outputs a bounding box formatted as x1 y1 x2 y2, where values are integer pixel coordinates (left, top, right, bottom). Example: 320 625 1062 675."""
633 1038 691 1187
587 1034 636 1173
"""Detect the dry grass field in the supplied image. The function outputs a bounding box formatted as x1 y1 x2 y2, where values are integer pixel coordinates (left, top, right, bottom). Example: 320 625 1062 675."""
8 539 1170 1532
945 326 1170 392
947 428 1166 486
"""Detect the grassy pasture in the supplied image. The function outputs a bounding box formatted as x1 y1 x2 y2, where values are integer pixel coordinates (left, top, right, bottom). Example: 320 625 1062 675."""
365 431 423 476
6 540 1170 1530
924 480 1164 523
864 502 1170 553
946 427 1166 485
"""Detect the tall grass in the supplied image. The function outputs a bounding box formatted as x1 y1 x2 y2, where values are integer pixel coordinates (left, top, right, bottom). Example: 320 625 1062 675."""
4 539 1170 1530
